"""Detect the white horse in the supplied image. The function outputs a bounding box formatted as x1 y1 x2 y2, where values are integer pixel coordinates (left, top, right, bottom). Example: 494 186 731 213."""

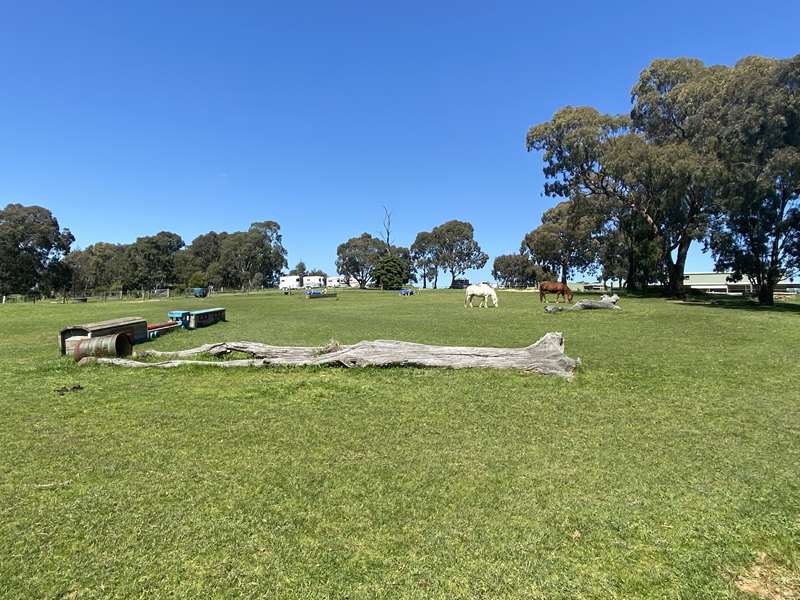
464 283 498 308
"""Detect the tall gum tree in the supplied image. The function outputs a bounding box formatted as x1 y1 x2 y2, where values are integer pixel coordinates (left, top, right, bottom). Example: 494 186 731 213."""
629 58 722 297
429 220 488 287
527 66 720 298
702 55 800 305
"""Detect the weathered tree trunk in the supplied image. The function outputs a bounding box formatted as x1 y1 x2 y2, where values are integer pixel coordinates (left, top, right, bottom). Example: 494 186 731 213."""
81 333 580 379
545 296 621 313
666 237 691 298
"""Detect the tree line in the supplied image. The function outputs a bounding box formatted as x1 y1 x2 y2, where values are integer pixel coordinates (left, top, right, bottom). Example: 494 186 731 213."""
0 202 491 296
2 53 796 303
504 54 799 305
335 220 489 289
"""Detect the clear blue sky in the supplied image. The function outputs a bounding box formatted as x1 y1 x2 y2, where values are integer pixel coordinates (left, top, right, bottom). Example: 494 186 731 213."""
2 1 798 282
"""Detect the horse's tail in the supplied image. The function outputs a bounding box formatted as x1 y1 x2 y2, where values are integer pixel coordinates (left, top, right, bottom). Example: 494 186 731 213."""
565 286 574 303
464 289 469 307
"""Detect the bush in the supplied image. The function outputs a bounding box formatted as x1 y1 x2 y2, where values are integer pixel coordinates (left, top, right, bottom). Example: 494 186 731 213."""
188 271 208 289
373 255 407 290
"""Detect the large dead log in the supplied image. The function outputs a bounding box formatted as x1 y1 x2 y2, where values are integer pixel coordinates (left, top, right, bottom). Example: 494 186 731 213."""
545 301 622 313
78 332 580 379
545 295 622 313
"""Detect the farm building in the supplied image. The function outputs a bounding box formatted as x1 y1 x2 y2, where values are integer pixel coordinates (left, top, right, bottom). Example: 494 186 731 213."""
303 276 325 288
279 276 301 290
681 272 799 295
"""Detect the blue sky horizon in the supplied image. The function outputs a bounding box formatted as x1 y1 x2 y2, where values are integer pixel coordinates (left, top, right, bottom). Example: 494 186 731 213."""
2 1 799 283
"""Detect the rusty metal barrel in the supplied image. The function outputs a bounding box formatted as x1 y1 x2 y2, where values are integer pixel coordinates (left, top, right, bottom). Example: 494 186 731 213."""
72 334 132 361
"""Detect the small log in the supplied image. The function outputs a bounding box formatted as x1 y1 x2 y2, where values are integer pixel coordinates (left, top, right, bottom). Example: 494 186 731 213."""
81 332 580 379
545 299 622 313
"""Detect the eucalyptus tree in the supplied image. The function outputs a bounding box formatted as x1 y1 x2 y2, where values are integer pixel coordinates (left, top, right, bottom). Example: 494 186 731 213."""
411 230 439 288
335 233 384 288
0 204 74 295
127 231 185 290
492 254 543 288
701 55 800 304
527 71 719 297
429 220 488 287
520 199 603 284
628 58 722 296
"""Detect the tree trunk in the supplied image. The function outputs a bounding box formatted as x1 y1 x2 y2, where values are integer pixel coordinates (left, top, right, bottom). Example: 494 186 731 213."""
665 238 691 298
87 333 580 379
433 272 438 289
758 282 775 306
625 251 639 292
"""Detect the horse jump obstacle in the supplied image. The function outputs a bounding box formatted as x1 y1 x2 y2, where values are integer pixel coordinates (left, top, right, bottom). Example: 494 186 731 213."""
168 308 226 329
59 317 148 355
304 290 337 300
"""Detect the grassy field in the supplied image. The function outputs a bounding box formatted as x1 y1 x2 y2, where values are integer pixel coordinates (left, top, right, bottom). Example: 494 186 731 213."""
1 289 798 599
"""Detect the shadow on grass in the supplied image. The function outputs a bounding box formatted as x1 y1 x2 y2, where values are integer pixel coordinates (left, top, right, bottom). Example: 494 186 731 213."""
675 297 800 314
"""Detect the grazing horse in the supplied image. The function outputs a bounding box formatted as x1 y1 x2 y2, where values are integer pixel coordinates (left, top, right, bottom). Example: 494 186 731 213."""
464 283 498 308
539 281 573 303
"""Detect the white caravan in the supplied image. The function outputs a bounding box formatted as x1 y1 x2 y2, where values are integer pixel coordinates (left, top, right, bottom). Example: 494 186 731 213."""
279 276 301 290
303 276 325 289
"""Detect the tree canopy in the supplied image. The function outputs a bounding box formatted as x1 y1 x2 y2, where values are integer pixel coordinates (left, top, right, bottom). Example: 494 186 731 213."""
336 233 384 288
492 254 543 288
0 204 74 296
524 53 800 303
429 220 488 287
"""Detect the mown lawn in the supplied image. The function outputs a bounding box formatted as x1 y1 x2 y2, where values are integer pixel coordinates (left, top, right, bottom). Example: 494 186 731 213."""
1 289 798 599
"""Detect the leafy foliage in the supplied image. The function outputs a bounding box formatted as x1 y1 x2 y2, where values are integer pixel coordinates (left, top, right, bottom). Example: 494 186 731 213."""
126 231 185 290
491 254 543 288
0 204 74 296
429 220 488 287
373 254 408 289
411 231 439 288
521 200 602 284
525 53 800 303
336 233 385 288
702 56 800 304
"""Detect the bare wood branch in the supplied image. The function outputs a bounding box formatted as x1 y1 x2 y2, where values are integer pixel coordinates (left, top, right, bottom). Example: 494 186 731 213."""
82 333 580 379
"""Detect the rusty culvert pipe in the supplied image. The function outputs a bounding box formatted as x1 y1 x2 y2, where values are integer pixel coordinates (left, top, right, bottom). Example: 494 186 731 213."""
73 334 133 361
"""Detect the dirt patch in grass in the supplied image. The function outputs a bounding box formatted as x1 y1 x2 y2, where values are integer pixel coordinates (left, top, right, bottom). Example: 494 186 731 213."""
734 553 800 599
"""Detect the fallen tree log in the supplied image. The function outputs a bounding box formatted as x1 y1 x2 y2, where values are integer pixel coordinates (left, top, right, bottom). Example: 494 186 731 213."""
545 295 622 313
79 332 580 379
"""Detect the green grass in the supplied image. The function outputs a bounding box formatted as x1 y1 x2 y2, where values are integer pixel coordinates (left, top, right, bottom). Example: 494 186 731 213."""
1 289 798 598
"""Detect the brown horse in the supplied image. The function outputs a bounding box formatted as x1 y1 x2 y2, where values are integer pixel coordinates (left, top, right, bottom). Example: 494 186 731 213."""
539 281 573 303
